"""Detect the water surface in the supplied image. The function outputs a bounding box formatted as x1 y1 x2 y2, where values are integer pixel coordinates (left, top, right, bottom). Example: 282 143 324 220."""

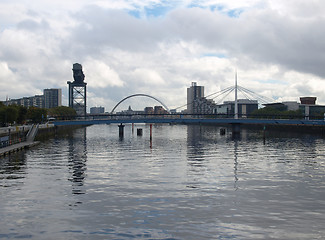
1 124 325 239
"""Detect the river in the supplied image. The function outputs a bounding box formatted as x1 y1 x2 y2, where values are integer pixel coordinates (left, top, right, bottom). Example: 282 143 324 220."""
1 124 325 239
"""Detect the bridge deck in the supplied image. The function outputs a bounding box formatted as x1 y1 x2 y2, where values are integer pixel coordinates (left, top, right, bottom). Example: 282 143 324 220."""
53 117 325 126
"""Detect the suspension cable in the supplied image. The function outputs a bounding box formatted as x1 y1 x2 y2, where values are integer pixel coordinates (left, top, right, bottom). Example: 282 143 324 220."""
174 86 235 110
216 88 235 104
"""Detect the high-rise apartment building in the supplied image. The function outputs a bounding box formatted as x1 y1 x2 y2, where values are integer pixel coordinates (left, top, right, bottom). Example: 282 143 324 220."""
43 88 62 108
187 82 204 114
8 95 44 108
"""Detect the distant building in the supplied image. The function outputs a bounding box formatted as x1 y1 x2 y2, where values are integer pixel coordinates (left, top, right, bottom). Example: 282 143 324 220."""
186 82 258 116
300 97 316 105
33 95 45 108
187 82 219 114
6 89 62 109
299 97 325 119
217 99 258 117
117 106 144 115
170 109 177 114
154 106 169 114
90 106 105 114
192 97 218 114
44 88 62 108
187 82 205 114
144 107 154 114
264 97 325 119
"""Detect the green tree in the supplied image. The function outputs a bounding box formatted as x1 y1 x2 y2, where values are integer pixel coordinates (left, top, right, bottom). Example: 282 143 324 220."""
0 107 6 126
47 106 76 120
27 107 47 123
17 106 28 124
0 105 19 125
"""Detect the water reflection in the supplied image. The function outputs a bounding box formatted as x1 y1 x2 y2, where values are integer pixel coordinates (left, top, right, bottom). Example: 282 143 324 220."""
233 140 239 190
187 125 205 165
1 124 325 239
0 151 27 187
67 127 87 195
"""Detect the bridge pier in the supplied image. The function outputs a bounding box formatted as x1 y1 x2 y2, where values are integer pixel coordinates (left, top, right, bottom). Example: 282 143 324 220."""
150 124 153 149
231 123 241 137
118 123 125 138
137 128 143 136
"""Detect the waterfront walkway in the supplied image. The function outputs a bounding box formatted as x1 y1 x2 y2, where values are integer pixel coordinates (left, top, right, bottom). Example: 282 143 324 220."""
0 124 41 157
0 141 40 157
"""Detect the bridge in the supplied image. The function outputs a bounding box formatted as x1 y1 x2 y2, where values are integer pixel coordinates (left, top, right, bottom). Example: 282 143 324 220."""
53 88 325 129
53 114 325 127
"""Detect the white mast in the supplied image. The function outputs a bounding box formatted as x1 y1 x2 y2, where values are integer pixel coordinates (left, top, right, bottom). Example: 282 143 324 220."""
234 71 238 119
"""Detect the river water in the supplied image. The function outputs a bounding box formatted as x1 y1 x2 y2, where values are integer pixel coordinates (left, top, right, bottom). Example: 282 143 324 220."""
1 124 325 239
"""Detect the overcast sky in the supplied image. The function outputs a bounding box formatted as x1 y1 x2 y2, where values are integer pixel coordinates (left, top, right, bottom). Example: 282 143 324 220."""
1 0 325 112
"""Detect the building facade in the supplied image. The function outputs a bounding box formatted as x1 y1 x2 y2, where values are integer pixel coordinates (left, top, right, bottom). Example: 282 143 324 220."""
90 106 105 114
154 106 169 114
264 97 325 119
192 97 218 114
187 82 205 114
217 99 258 117
6 90 62 109
144 107 154 114
43 88 62 108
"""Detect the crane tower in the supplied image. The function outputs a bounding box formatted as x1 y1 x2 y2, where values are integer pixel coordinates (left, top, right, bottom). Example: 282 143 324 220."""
67 63 87 116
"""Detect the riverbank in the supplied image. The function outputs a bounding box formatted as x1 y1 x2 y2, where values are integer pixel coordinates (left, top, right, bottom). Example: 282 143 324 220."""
0 141 40 157
0 124 85 157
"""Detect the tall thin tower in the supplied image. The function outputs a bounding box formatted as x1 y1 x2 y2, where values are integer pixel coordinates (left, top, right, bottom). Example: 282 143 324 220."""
67 63 87 116
234 71 238 119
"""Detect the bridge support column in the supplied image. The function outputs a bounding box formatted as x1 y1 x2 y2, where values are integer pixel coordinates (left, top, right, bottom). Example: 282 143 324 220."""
118 123 125 138
150 124 152 141
137 128 143 136
231 123 241 137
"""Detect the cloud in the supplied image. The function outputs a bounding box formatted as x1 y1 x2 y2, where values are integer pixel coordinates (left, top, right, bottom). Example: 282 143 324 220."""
1 0 325 112
131 68 165 86
17 19 50 31
84 59 124 88
0 61 40 98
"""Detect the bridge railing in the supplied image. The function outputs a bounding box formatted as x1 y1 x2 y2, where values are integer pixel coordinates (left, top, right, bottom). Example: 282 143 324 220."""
54 112 325 122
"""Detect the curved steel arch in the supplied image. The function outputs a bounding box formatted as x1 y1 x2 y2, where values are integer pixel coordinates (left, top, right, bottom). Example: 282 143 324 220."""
111 94 170 114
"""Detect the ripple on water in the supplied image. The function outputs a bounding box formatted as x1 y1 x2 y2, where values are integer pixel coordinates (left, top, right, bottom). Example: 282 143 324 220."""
1 125 325 239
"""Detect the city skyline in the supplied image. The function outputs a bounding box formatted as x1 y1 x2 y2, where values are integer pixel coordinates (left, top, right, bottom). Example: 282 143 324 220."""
1 1 325 111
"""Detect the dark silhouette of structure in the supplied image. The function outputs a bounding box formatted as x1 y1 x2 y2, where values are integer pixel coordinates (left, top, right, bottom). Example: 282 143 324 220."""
67 63 87 116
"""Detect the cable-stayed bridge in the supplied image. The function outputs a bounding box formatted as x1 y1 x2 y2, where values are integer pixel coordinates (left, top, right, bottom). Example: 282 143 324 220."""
53 84 325 129
53 114 325 126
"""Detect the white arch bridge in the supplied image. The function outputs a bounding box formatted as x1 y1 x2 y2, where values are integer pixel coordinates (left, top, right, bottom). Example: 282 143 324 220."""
110 94 170 114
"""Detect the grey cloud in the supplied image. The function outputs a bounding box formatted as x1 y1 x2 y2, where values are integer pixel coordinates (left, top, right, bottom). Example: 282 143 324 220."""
3 1 325 108
17 19 50 31
165 7 325 78
68 5 325 81
70 5 166 53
